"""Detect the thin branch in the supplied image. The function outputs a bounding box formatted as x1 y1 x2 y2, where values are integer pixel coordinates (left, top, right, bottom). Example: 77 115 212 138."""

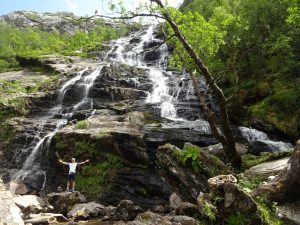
77 13 165 23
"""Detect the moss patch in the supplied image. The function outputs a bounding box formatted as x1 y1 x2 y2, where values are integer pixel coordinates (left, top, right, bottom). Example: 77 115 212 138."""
242 151 292 170
76 153 124 199
75 120 90 129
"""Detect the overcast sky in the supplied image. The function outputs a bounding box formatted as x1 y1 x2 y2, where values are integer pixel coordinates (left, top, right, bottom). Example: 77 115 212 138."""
0 0 183 16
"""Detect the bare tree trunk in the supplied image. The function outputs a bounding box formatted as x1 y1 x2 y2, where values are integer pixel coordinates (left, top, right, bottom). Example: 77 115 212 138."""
151 0 241 168
252 140 300 203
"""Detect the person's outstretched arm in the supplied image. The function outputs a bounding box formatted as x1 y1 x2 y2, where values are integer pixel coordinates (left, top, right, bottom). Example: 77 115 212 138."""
79 159 89 165
59 159 69 165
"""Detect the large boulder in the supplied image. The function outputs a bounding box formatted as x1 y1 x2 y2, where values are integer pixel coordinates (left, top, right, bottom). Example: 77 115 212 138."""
208 175 263 224
53 111 149 164
47 192 86 215
67 202 112 220
244 157 289 180
13 195 46 209
113 200 143 221
157 143 231 200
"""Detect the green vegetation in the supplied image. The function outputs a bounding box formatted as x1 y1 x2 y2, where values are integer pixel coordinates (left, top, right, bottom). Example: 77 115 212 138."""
227 212 252 225
256 195 286 225
172 0 300 138
75 120 90 129
242 151 292 169
176 143 229 177
0 20 133 71
76 153 124 199
238 177 262 192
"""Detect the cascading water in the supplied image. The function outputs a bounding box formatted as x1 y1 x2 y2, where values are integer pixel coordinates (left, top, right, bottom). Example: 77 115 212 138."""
12 65 104 190
13 24 293 190
239 126 293 151
106 25 293 150
108 25 182 120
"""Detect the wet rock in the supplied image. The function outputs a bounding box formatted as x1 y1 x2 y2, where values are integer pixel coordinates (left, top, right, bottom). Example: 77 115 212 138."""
248 140 291 155
67 202 110 219
244 157 289 180
47 192 86 215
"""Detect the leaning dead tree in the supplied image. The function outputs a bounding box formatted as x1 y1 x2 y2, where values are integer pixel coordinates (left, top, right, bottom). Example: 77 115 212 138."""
150 0 241 168
252 140 300 202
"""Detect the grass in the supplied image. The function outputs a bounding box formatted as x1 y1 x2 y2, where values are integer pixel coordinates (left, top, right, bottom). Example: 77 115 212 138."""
75 120 90 129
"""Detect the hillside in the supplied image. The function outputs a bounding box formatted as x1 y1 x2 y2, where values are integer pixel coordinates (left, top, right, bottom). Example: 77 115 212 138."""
0 5 299 225
178 0 300 139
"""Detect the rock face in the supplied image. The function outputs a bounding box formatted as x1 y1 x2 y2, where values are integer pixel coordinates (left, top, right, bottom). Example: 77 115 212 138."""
0 178 24 225
157 143 231 201
0 11 121 34
244 157 289 179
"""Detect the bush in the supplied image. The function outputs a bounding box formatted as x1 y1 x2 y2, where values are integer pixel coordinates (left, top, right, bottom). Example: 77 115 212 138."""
75 120 89 129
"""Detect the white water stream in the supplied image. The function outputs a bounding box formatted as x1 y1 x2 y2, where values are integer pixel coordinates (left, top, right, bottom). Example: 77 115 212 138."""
13 25 293 190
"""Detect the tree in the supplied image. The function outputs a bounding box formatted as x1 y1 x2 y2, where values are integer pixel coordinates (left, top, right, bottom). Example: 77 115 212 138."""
252 140 300 203
151 0 242 168
101 0 242 168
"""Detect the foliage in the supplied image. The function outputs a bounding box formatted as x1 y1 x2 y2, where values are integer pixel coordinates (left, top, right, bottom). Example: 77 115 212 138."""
178 144 202 172
238 177 262 191
175 143 228 177
76 153 124 199
256 195 286 225
179 0 300 138
164 8 224 72
227 212 251 225
203 201 216 222
0 21 131 71
75 120 90 129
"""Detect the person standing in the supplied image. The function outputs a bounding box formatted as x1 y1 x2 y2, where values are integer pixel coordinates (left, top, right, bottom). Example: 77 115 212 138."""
58 157 89 192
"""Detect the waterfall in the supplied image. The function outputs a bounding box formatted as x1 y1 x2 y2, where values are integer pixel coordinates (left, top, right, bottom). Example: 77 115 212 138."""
239 126 293 151
12 24 293 190
12 65 104 189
